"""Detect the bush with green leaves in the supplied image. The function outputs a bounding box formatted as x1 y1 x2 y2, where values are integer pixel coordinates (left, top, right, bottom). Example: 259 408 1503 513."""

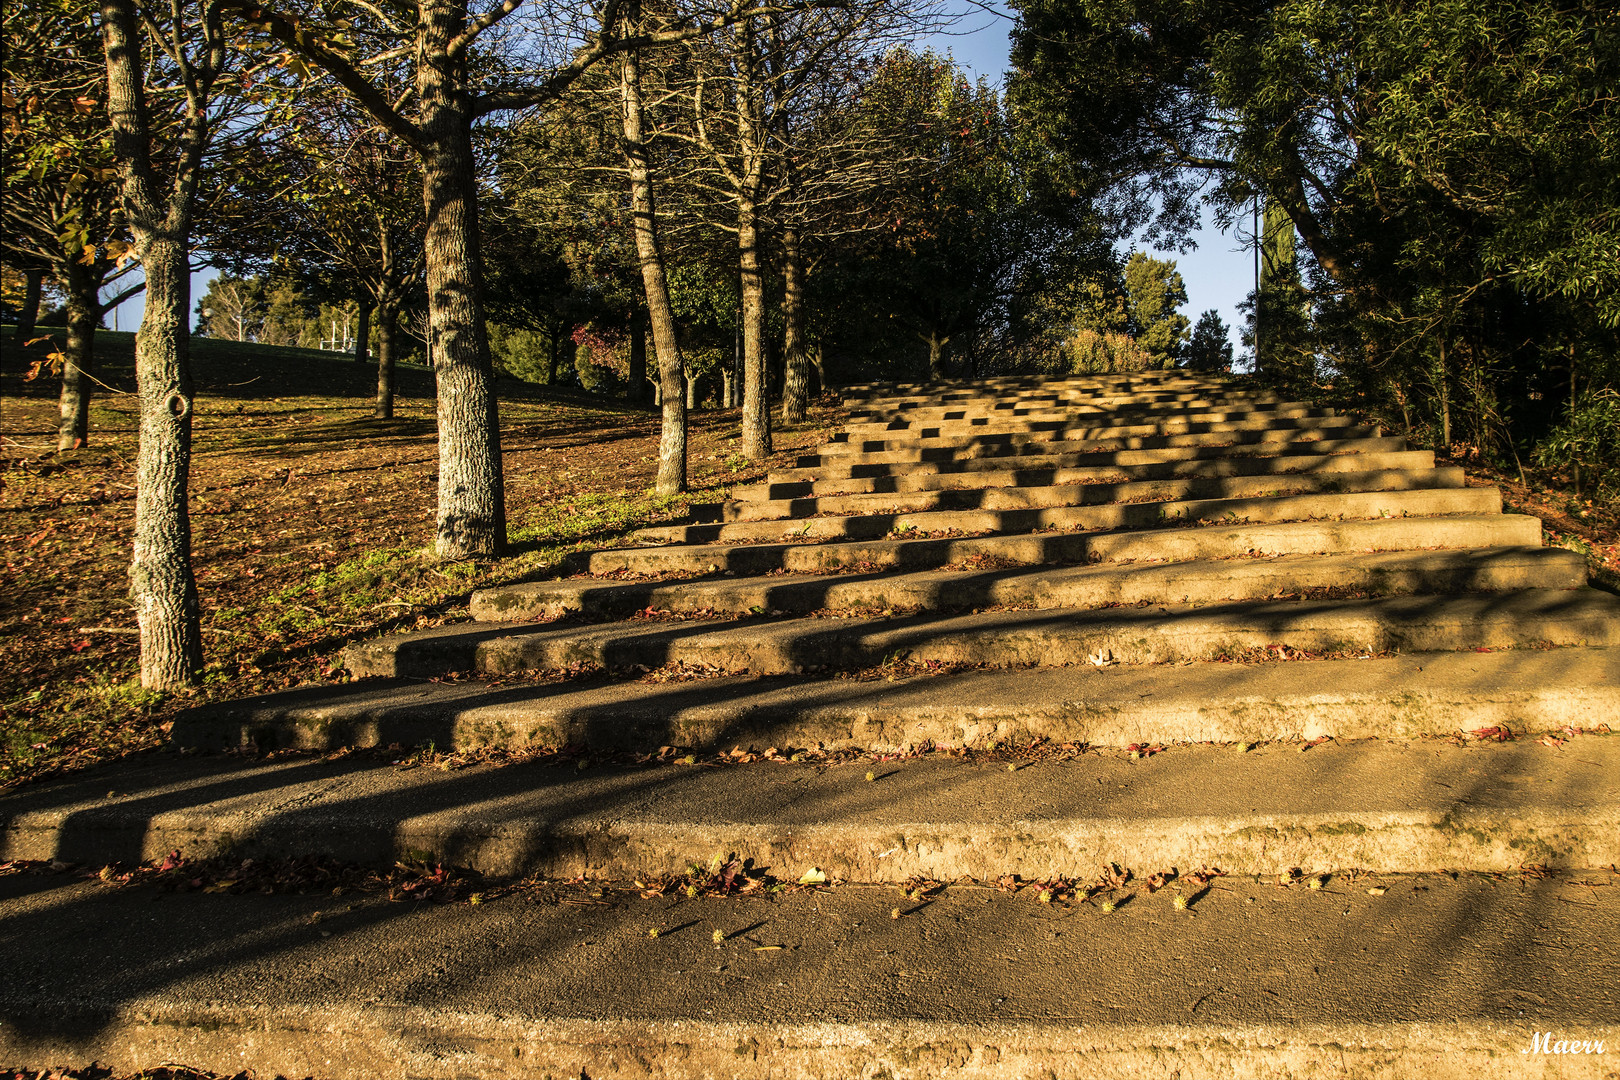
1536 388 1620 499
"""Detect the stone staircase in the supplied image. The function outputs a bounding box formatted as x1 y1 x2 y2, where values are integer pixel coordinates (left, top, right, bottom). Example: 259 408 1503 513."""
336 370 1611 686
4 371 1618 1079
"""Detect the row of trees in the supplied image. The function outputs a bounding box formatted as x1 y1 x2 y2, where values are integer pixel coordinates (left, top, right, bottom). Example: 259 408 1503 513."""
1009 0 1619 479
3 0 1139 689
13 0 1606 694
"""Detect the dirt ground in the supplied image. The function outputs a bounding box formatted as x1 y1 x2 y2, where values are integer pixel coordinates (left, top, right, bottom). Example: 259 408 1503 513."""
0 332 838 787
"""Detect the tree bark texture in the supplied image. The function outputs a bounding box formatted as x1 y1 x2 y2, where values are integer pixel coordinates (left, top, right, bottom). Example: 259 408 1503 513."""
58 259 99 450
738 197 770 458
15 269 44 343
128 238 205 687
375 302 398 419
102 0 206 689
621 34 686 496
927 332 947 380
419 3 505 557
780 227 809 424
735 21 770 461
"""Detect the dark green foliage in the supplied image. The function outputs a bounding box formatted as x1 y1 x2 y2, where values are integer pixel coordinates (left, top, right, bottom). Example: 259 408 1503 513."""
1184 309 1233 373
1010 0 1619 489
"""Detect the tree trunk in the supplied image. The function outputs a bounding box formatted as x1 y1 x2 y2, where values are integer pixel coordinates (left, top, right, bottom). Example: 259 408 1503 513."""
375 302 397 419
620 30 686 496
686 372 699 409
808 342 827 395
1436 344 1452 450
735 20 770 461
15 268 44 344
418 23 505 557
354 298 372 366
738 196 770 459
780 227 809 424
547 320 562 385
128 237 205 688
58 259 100 450
102 0 206 690
722 368 733 408
927 332 947 380
628 306 647 403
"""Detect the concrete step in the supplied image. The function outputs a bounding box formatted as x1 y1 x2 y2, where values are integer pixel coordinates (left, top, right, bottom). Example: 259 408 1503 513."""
839 401 1329 433
733 449 1440 501
7 739 1618 879
346 588 1620 679
804 424 1379 468
5 854 1615 1080
845 378 1262 407
705 467 1465 524
474 547 1583 622
173 647 1620 754
583 514 1544 577
634 485 1503 545
778 434 1403 480
823 411 1356 455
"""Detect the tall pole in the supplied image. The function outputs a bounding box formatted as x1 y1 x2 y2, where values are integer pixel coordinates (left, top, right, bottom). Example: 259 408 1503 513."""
1253 197 1262 375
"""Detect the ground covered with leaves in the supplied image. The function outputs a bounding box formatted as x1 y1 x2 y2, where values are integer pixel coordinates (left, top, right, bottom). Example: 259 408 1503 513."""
0 333 837 788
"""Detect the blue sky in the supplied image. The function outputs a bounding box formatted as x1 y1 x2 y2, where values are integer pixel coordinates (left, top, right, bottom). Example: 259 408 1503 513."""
922 0 1253 352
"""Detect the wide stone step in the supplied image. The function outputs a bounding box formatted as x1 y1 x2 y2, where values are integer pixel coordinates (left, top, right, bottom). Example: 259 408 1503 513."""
782 433 1399 478
6 791 1616 1080
706 467 1464 524
824 411 1355 455
8 739 1617 880
173 647 1620 753
634 485 1503 545
824 417 1366 456
583 514 1544 577
475 548 1581 623
845 379 1261 408
839 400 1327 433
346 588 1620 679
734 449 1439 501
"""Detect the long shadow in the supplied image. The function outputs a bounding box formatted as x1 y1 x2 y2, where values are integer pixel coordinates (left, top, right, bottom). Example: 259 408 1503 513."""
4 711 1613 1042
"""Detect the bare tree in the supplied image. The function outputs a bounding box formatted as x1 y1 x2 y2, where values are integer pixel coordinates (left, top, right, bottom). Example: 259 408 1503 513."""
679 0 937 455
228 0 826 557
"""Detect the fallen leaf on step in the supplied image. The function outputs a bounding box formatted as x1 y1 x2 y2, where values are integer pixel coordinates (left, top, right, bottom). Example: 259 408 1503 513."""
798 868 827 885
1468 726 1515 742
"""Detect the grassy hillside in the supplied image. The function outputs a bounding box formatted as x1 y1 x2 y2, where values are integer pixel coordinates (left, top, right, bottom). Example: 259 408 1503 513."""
0 332 839 789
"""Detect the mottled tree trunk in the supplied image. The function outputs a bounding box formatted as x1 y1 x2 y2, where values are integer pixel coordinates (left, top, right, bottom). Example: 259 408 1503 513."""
780 227 809 424
102 0 206 689
621 30 686 495
809 343 827 396
15 269 44 344
738 194 770 459
628 307 647 403
58 259 99 450
418 5 505 557
735 20 770 461
128 237 205 688
926 332 947 380
354 298 371 366
375 302 398 419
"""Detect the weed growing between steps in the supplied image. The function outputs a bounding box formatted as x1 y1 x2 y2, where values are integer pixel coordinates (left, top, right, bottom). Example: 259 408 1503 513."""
0 338 838 790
